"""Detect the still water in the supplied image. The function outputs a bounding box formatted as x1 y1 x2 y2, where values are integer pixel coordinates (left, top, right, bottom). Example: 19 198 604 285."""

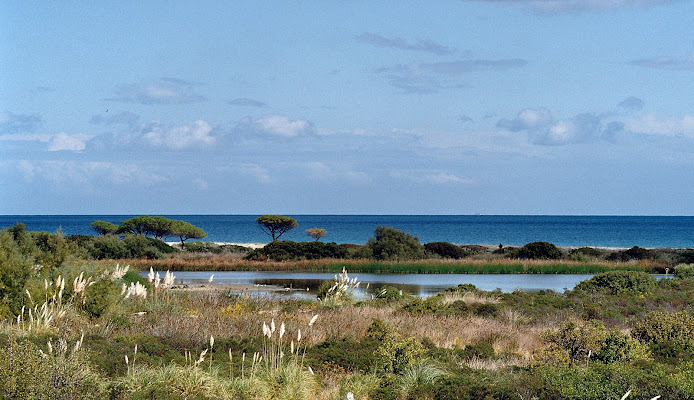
153 271 598 298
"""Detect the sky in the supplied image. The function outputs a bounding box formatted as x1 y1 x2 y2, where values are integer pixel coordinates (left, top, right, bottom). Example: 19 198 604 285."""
1 0 694 215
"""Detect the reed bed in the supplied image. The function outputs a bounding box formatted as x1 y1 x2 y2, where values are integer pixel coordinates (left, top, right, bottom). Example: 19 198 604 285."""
112 256 649 274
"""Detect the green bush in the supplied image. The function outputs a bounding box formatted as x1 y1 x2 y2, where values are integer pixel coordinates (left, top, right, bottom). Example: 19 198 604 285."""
82 279 120 318
366 318 397 342
375 336 425 374
569 247 605 259
573 270 656 294
461 342 495 360
245 241 346 261
375 285 403 300
509 241 562 260
0 230 33 318
607 246 652 262
424 242 468 259
631 310 694 358
89 234 130 259
539 320 608 364
30 230 75 269
366 226 425 261
675 263 694 279
0 336 106 399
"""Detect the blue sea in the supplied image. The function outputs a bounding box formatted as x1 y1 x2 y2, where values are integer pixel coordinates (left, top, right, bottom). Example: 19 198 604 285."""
1 215 693 248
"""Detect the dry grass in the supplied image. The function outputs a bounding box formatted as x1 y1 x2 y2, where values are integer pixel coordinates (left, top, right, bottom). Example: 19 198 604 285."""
104 289 548 364
439 291 500 305
103 255 640 274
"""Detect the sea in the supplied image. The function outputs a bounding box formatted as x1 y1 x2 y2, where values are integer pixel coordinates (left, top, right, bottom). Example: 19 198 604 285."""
1 215 693 248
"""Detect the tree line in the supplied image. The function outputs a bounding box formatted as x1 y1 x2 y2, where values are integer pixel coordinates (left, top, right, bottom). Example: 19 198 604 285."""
91 216 207 247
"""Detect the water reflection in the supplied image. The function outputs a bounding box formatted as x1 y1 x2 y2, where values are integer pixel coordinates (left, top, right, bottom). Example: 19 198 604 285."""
151 271 603 298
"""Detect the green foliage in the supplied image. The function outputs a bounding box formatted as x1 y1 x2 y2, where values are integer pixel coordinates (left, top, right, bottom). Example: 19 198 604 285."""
573 270 656 294
461 342 495 360
424 242 468 259
305 227 327 241
607 246 653 262
675 263 694 279
0 336 106 399
309 338 380 372
182 241 249 254
90 220 119 235
255 214 298 241
88 234 131 259
170 219 207 246
539 320 608 364
375 336 425 374
245 240 346 261
632 310 694 359
366 318 398 342
375 285 403 300
82 279 119 318
0 230 33 318
569 247 605 259
366 226 425 261
509 241 563 260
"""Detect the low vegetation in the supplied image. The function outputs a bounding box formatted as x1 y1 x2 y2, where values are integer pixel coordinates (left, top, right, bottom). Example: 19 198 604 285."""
3 221 694 398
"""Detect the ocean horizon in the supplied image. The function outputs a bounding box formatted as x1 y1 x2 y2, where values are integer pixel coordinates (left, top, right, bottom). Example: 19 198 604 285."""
2 214 693 248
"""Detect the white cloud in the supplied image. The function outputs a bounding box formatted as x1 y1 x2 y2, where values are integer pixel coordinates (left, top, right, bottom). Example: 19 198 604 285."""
14 160 167 186
48 132 89 151
497 108 623 145
238 164 271 183
236 115 315 138
623 113 694 136
17 160 35 181
143 120 215 149
391 169 473 185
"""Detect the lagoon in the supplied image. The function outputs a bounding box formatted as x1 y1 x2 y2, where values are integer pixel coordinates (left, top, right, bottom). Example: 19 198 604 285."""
155 271 601 298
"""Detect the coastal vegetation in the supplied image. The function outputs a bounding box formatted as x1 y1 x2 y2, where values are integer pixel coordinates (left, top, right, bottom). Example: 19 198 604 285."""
2 221 694 398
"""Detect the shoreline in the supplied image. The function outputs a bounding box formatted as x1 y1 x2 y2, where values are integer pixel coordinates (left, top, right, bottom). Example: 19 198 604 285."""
167 241 686 252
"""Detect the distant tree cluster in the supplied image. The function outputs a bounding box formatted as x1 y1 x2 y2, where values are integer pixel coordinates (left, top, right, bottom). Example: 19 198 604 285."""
90 216 207 246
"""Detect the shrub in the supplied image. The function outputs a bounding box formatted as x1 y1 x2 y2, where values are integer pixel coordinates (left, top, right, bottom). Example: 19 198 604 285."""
539 320 608 364
509 241 562 260
573 270 656 294
461 342 495 360
375 336 425 374
593 330 646 364
30 230 75 269
424 242 468 259
569 247 604 258
89 234 130 259
245 241 346 261
366 226 425 260
674 263 694 279
0 336 106 399
631 310 694 356
0 230 33 318
366 318 397 342
309 338 380 373
607 246 652 262
82 279 119 318
375 285 403 300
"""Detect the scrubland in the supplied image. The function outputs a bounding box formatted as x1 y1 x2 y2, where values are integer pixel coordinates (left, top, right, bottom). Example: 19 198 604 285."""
3 224 694 399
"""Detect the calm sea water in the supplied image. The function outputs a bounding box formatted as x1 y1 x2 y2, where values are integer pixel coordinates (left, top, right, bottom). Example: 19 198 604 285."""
2 215 693 248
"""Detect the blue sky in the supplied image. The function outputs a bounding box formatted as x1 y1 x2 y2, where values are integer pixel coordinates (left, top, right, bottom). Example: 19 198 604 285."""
2 0 693 215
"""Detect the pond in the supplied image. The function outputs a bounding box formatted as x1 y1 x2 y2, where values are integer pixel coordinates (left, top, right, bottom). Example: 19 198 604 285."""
143 271 608 298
